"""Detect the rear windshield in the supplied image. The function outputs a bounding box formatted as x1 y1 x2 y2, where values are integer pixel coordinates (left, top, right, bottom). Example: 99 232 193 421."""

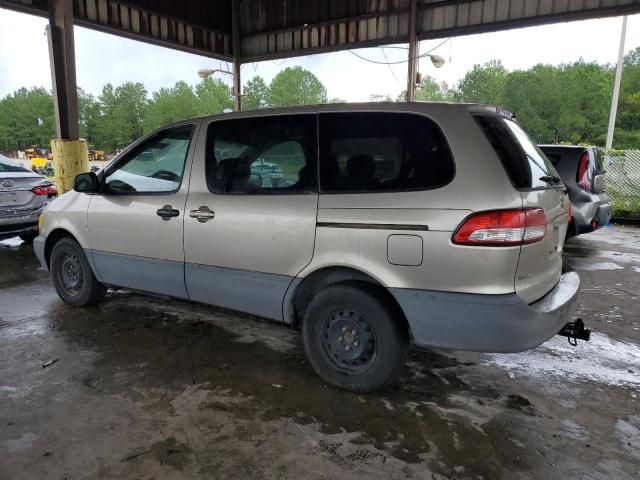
0 154 30 173
474 115 559 189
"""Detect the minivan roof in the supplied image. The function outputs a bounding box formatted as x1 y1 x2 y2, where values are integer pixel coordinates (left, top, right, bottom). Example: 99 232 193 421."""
175 101 509 126
539 145 595 151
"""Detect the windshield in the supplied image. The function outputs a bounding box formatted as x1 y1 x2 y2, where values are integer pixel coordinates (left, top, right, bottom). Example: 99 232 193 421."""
0 154 31 173
474 115 560 189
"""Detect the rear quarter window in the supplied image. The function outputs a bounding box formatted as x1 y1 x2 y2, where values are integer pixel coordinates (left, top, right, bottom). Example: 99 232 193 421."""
474 115 559 190
319 112 455 193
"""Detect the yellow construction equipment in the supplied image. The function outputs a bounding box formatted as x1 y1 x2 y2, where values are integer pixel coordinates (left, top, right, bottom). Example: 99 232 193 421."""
87 145 105 162
25 147 52 170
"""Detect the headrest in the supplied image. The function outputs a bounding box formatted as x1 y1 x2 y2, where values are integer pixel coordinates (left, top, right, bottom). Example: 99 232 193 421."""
347 154 375 178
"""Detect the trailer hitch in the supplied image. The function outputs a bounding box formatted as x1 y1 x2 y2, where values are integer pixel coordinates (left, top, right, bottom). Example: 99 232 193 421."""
558 318 591 346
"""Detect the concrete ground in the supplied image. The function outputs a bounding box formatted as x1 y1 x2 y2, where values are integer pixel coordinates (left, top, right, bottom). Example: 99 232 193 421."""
1 227 639 480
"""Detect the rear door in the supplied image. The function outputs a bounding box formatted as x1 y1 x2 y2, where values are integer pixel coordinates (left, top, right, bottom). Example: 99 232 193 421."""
183 113 318 321
474 115 569 303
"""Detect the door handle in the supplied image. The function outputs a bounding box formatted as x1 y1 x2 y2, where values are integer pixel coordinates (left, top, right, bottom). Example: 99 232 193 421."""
156 205 180 221
189 206 215 223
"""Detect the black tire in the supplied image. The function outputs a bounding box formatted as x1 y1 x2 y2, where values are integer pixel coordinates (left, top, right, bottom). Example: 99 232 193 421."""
50 237 106 307
19 231 38 244
301 283 409 393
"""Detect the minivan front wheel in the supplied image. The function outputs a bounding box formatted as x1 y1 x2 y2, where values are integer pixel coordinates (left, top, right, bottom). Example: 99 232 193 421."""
302 283 408 392
51 238 106 307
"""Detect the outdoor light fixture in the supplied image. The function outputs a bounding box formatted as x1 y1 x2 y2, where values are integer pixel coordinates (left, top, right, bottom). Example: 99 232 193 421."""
428 54 445 69
197 68 234 79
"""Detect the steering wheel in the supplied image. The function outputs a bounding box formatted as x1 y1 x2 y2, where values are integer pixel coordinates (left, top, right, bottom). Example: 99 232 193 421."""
151 170 181 182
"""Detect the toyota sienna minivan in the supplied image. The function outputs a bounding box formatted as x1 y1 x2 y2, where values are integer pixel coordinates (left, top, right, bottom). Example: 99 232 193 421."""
34 103 580 392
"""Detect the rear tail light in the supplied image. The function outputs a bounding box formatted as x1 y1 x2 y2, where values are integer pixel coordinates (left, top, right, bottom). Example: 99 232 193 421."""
452 208 547 246
577 152 591 191
31 184 58 197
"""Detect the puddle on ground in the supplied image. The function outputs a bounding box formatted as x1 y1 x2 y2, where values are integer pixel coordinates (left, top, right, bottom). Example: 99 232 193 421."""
570 260 625 271
0 242 47 288
45 293 530 477
488 334 640 391
615 416 640 461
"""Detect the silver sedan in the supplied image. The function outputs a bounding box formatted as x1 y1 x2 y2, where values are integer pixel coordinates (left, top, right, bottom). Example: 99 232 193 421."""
0 154 57 243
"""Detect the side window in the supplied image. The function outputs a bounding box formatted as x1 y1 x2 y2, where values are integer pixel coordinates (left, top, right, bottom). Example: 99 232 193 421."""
319 112 454 193
205 115 317 194
105 126 194 194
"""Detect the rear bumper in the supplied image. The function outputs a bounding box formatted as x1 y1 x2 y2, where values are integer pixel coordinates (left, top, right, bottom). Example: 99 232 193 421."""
391 271 580 353
0 205 44 239
0 222 38 239
572 197 611 233
33 235 47 271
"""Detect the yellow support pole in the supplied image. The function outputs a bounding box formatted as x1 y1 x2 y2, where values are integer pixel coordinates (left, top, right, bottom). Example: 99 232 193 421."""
50 139 89 195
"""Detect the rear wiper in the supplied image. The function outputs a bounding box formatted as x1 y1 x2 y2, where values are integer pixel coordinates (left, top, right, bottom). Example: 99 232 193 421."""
539 175 562 184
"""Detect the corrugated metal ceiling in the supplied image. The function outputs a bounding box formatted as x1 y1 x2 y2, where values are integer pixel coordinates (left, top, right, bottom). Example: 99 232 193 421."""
1 0 639 62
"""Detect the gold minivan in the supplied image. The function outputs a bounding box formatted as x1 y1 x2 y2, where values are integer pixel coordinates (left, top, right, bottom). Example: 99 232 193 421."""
34 103 581 392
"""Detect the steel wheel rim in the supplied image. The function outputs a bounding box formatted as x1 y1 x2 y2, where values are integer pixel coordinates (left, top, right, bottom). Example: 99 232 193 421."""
321 309 376 375
60 253 83 295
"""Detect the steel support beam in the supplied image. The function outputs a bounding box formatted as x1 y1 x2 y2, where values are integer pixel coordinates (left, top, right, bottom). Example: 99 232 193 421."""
47 0 79 140
231 0 241 111
406 0 418 102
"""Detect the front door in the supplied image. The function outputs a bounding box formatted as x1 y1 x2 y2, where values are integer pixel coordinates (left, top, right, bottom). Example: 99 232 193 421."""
184 113 318 321
87 123 200 298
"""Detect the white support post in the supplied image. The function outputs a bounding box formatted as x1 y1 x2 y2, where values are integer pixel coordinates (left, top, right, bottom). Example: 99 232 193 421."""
606 16 628 150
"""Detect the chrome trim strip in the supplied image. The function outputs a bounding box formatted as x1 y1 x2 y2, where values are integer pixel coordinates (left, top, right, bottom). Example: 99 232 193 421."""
316 222 429 231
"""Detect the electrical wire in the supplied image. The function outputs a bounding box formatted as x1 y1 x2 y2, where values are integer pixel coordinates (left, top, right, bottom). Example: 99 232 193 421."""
348 37 450 65
380 47 399 82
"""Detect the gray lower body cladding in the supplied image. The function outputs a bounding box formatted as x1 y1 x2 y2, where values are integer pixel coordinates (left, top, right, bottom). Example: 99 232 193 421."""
391 271 580 353
33 235 47 268
34 238 580 354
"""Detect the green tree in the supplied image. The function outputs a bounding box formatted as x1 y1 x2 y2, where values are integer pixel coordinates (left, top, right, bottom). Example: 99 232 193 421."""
370 93 394 102
616 47 640 148
454 60 507 104
556 61 612 145
144 81 197 132
77 88 100 145
243 76 269 110
501 65 563 143
0 87 54 150
268 66 327 107
95 82 148 150
195 77 233 115
398 75 452 102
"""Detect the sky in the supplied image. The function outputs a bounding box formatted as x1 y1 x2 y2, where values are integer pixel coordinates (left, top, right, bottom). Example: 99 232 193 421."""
1 8 639 102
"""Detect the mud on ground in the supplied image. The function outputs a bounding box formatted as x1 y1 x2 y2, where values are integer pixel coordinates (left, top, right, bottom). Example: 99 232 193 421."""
0 227 639 479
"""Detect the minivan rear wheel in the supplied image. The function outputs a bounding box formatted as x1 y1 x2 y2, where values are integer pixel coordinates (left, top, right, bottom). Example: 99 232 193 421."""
51 238 106 307
302 283 408 392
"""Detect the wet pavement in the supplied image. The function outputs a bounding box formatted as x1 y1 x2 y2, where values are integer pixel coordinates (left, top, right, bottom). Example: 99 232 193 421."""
1 227 639 479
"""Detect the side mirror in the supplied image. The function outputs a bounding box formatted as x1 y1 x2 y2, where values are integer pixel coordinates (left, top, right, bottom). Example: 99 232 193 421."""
592 174 606 194
74 172 100 193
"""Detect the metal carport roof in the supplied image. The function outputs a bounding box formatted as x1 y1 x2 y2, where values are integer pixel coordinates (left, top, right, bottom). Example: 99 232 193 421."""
2 0 639 63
